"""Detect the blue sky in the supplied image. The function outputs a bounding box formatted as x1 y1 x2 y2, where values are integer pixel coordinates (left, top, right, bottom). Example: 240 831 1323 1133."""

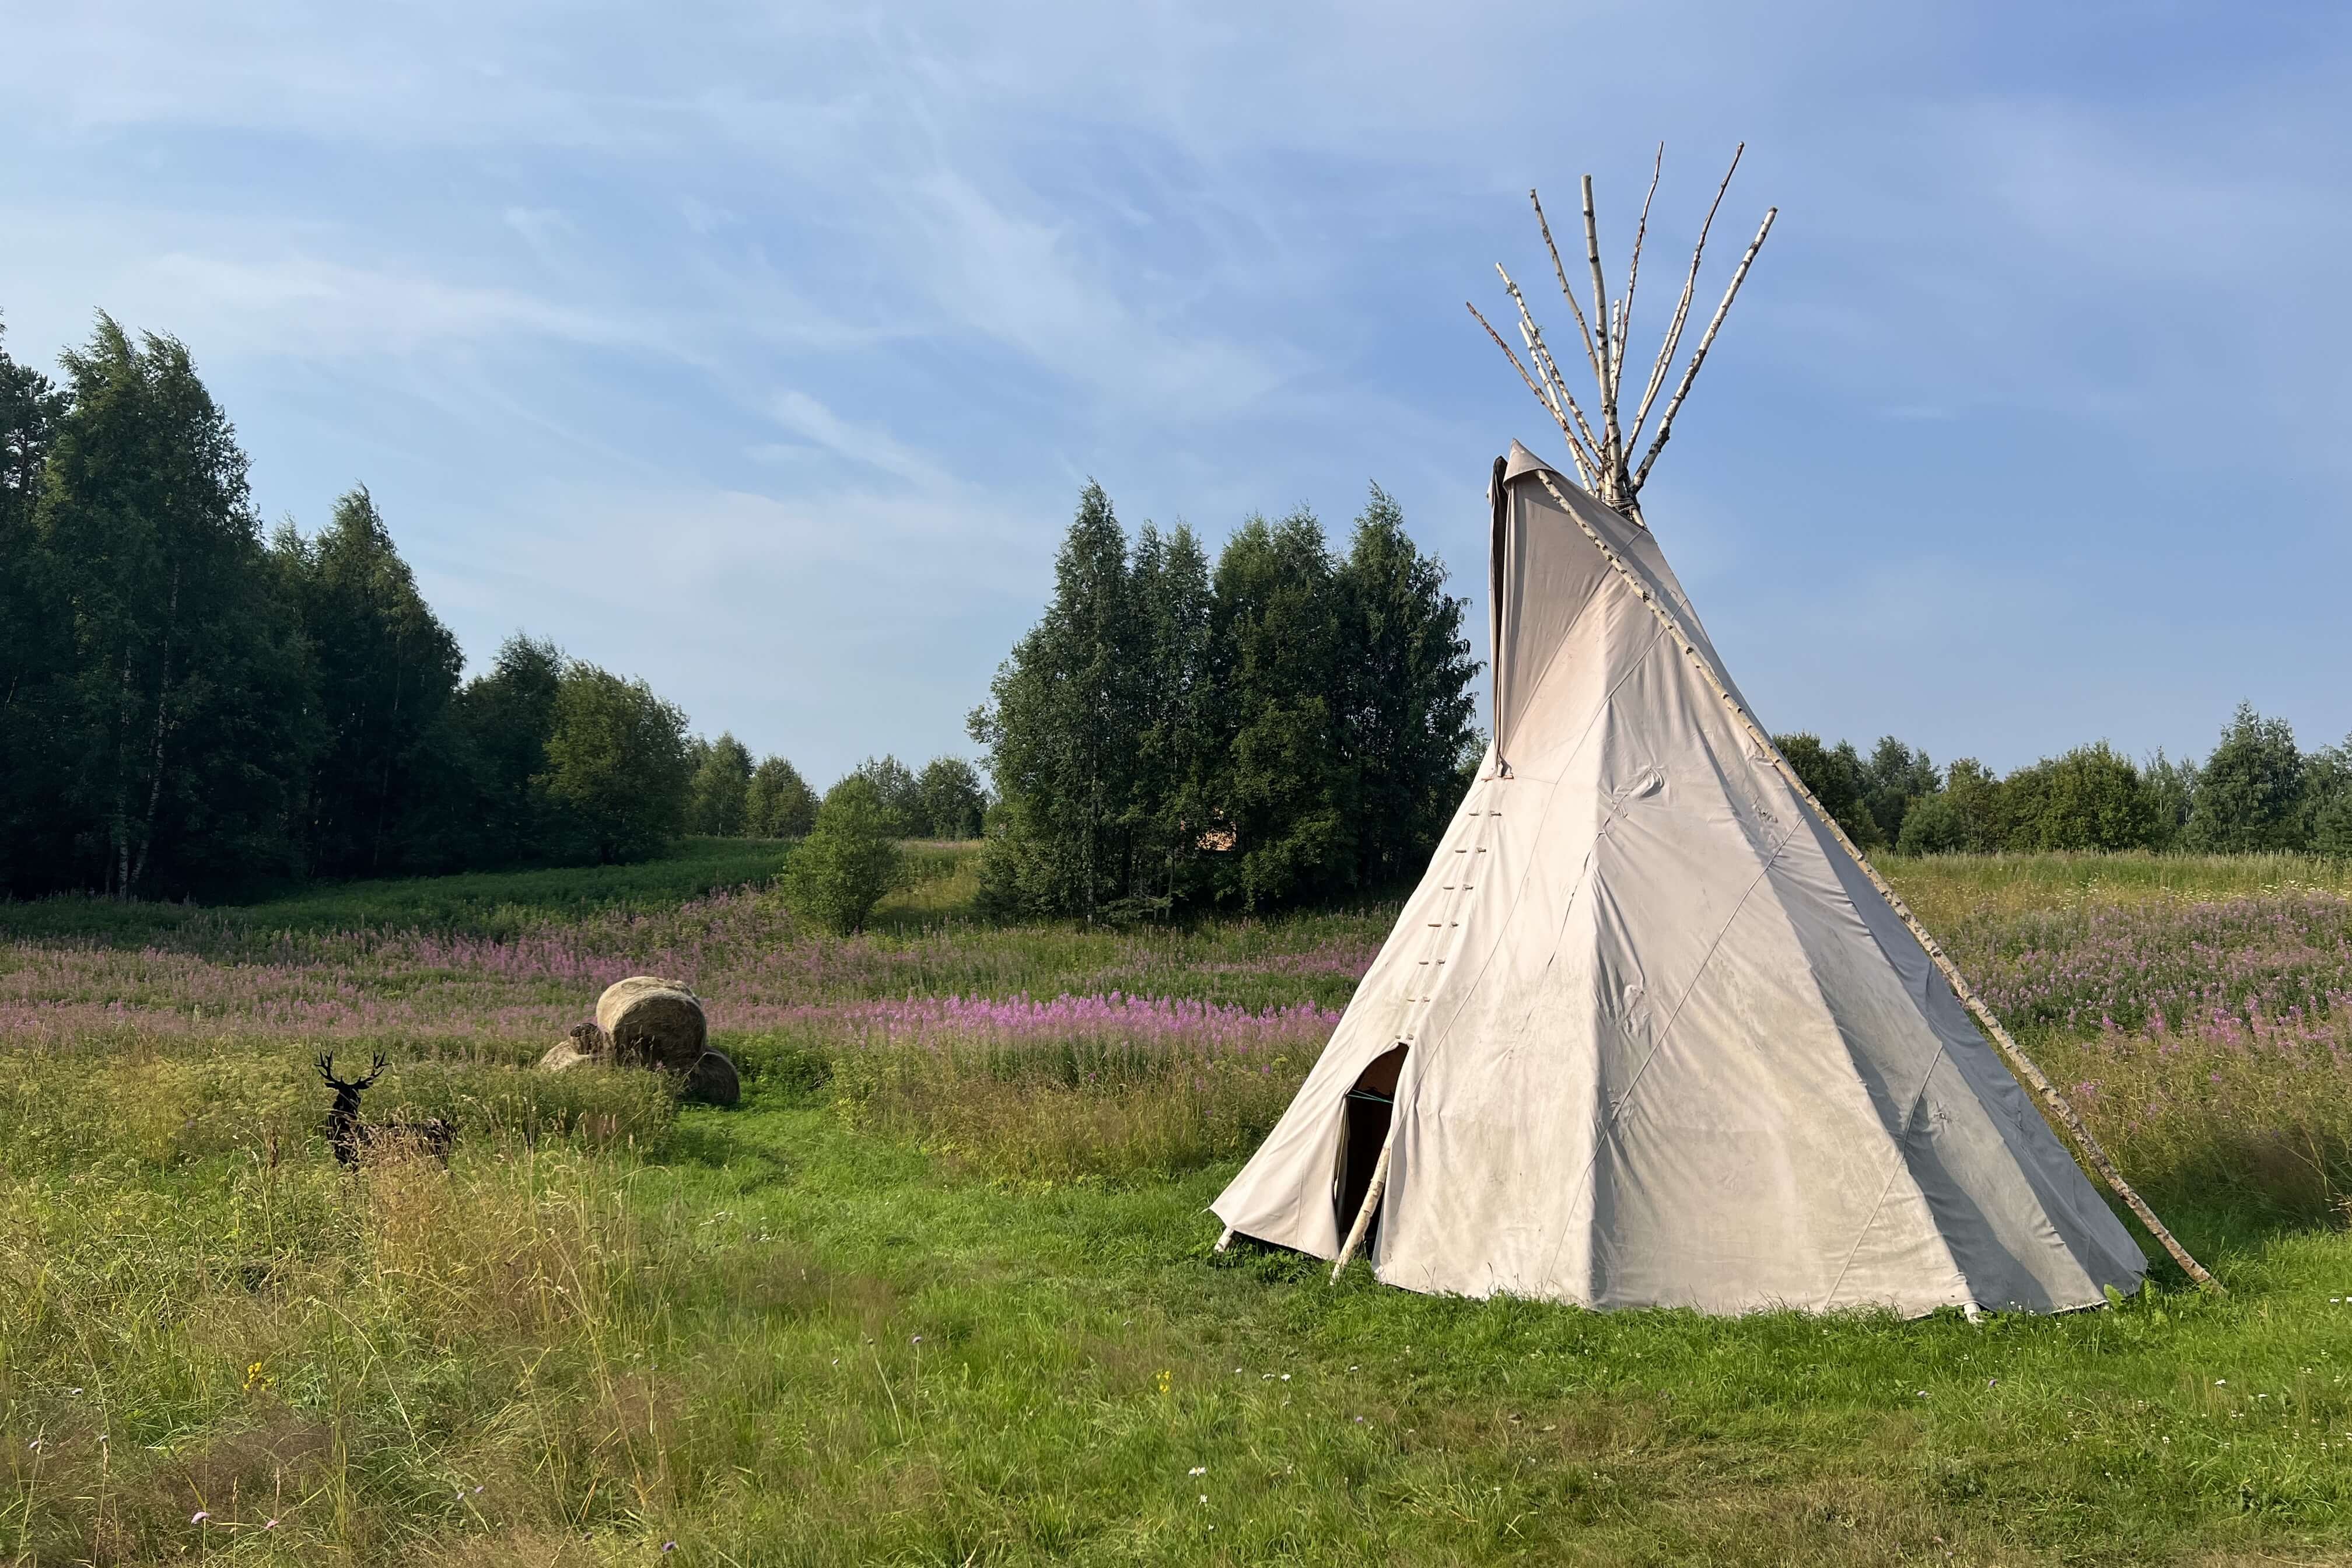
6 1 2347 785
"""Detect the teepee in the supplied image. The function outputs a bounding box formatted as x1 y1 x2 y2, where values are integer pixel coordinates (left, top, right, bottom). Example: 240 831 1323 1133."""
1210 150 2212 1317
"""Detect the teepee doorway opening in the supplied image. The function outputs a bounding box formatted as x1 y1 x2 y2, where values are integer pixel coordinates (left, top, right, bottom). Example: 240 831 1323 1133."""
1334 1044 1408 1252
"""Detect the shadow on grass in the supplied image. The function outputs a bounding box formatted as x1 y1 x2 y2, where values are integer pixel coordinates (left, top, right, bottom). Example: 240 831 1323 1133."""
2132 1127 2351 1268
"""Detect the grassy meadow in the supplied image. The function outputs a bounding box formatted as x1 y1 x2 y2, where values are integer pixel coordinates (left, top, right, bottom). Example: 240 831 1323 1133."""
3 845 2351 1564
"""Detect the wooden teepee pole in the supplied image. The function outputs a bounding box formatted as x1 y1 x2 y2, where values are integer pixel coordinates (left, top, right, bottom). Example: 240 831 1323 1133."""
1466 302 1601 486
1487 150 1774 526
1330 1132 1395 1279
1520 466 2221 1295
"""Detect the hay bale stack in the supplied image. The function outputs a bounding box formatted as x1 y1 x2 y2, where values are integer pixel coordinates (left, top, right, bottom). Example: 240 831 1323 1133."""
538 1020 608 1073
595 977 706 1073
682 1050 741 1107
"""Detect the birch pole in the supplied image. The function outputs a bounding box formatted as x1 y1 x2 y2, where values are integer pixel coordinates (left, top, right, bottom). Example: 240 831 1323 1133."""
1627 145 1744 459
1330 1133 1395 1279
1467 302 1601 485
1522 464 2221 1294
1529 189 1606 394
1496 266 1609 467
1632 206 1777 491
1579 176 1623 493
1616 144 1663 410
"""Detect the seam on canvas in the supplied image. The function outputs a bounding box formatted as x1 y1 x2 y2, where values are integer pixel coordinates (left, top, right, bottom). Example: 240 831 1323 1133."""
1423 617 1670 1060
1801 809 2106 1293
1536 814 1802 1294
1820 1046 1964 1312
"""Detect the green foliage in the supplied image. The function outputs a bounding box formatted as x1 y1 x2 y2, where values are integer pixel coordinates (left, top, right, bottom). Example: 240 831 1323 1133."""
851 753 926 836
915 755 988 838
447 633 565 866
2141 748 2198 850
1858 735 1938 846
1898 757 2005 855
1121 520 1219 915
2186 702 2307 852
1894 790 1969 855
2000 742 2159 852
0 315 71 892
1336 485 1479 891
272 487 465 877
536 662 693 864
2309 740 2352 858
746 753 818 838
27 316 313 897
684 731 754 836
975 483 1475 921
1773 733 1884 847
783 774 907 933
1208 509 1354 908
973 482 1143 921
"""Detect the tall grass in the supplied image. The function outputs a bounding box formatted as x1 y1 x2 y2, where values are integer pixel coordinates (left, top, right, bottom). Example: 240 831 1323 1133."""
4 846 2351 1560
802 993 1337 1182
1882 849 2352 930
0 835 796 944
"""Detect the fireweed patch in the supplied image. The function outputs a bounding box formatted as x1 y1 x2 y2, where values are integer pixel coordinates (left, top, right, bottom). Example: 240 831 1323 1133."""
2 849 2351 1563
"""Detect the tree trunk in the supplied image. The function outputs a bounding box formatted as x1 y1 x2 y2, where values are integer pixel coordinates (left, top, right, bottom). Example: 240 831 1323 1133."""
128 562 180 897
111 637 135 899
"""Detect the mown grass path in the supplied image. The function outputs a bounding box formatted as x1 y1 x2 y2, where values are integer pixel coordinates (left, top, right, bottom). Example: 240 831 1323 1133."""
569 1083 2352 1567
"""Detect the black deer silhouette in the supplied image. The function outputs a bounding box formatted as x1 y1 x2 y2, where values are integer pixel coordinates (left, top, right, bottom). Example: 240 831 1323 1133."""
316 1050 454 1168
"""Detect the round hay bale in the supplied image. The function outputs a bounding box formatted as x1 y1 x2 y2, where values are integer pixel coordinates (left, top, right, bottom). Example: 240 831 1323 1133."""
538 1040 597 1073
595 976 706 1073
682 1050 741 1107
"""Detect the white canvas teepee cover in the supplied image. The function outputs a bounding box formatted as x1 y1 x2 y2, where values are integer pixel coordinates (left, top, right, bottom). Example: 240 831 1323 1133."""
1211 444 2148 1317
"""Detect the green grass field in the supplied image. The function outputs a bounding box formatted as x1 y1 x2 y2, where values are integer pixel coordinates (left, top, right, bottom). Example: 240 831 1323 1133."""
3 846 2349 1564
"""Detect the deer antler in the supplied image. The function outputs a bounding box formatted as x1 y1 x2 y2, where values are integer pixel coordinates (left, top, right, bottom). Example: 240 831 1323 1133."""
358 1049 389 1088
316 1051 341 1087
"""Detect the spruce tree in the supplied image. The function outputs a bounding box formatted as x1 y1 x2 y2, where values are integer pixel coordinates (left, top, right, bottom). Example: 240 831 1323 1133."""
1336 485 1477 891
0 316 71 892
1125 520 1216 912
970 482 1142 919
450 635 566 864
1206 509 1350 908
274 487 464 877
2185 704 2306 851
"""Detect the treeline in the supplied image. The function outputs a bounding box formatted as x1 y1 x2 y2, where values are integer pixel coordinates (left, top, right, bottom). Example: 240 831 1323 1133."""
0 314 936 899
685 745 988 842
1779 705 2352 856
970 482 1480 920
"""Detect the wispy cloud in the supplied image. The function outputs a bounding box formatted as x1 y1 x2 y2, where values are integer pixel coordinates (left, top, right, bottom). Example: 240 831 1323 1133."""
4 1 2348 779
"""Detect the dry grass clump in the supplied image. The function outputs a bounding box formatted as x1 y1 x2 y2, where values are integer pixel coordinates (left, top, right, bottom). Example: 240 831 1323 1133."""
0 1120 716 1562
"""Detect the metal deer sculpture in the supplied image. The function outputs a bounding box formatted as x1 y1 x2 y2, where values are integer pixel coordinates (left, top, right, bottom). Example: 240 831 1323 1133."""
316 1049 455 1168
